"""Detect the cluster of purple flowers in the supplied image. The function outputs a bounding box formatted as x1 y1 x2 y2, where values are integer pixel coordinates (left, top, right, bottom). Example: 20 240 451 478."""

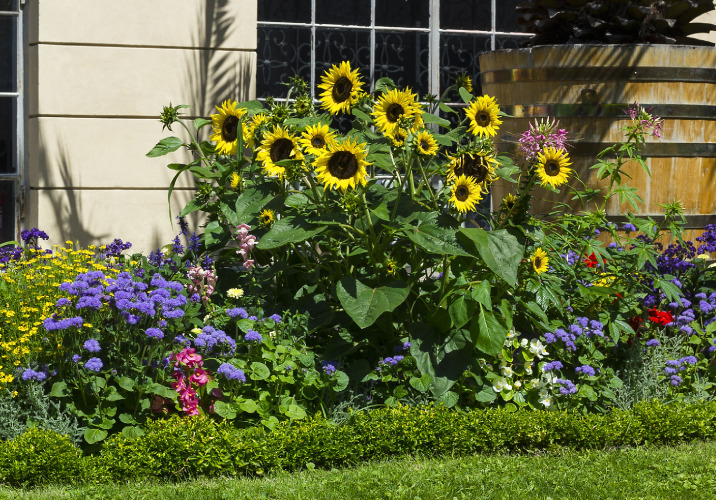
394 341 411 353
83 338 101 352
321 361 337 376
544 328 576 351
43 315 84 331
84 357 103 372
517 117 570 163
217 363 246 382
98 239 132 259
21 368 47 381
20 227 49 248
195 326 236 355
227 307 249 319
542 360 563 372
379 355 404 368
554 378 577 395
244 330 263 343
0 244 23 264
664 356 698 376
544 317 606 352
575 365 596 377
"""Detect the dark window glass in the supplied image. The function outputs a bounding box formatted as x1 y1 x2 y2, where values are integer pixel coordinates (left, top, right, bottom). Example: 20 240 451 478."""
374 31 429 95
0 181 14 243
0 97 15 174
375 0 429 28
314 28 371 81
258 0 311 24
0 17 16 92
439 34 491 97
495 35 530 51
315 0 370 26
256 26 312 99
496 0 522 32
440 0 491 31
0 0 17 12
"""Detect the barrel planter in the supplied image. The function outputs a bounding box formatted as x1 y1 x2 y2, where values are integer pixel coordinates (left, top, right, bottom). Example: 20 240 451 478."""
479 44 716 244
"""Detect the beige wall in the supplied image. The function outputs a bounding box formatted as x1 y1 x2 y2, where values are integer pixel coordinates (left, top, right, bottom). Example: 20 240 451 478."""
26 0 256 253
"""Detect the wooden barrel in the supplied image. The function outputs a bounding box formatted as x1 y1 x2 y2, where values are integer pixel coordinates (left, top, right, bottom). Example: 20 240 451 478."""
478 44 716 245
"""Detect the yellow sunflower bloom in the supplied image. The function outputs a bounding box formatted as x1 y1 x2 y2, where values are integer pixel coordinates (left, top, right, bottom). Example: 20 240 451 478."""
244 113 268 149
502 193 517 211
415 130 438 156
299 123 337 156
449 174 483 214
465 95 502 138
372 87 423 139
256 126 304 179
314 138 371 192
259 208 276 227
318 61 365 115
536 147 573 189
210 99 247 155
391 128 408 147
446 152 498 193
531 248 549 274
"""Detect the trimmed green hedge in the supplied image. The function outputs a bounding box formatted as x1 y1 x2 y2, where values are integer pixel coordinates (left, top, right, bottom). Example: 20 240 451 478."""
2 400 716 487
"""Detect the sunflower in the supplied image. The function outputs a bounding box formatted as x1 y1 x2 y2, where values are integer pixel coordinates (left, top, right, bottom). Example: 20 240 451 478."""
259 209 276 227
244 113 268 149
446 152 498 193
536 147 573 189
449 174 483 214
455 73 473 93
372 88 423 139
415 130 438 156
229 172 240 189
465 95 502 138
531 248 549 275
385 257 398 276
502 193 517 211
256 126 304 179
314 138 371 192
299 123 337 156
210 100 247 155
391 128 408 147
318 61 365 115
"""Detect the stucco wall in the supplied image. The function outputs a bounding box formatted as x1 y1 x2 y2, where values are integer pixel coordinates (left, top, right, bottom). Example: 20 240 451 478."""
25 0 256 252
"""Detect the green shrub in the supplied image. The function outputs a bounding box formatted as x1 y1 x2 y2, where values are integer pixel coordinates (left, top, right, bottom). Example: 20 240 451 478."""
0 427 86 487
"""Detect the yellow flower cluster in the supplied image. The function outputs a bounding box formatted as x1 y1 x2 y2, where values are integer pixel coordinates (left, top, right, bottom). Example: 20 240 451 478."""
0 245 119 390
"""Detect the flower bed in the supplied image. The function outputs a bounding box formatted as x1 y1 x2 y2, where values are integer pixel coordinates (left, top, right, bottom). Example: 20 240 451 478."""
0 62 715 463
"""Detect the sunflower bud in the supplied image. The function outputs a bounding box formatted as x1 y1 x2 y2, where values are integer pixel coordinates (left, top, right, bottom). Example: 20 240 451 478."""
159 103 184 131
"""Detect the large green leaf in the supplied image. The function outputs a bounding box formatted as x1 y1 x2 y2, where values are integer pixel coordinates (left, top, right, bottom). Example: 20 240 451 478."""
204 220 230 249
458 228 523 286
336 278 410 329
471 305 508 357
256 216 326 250
401 224 473 257
234 183 275 224
146 136 184 157
84 428 108 444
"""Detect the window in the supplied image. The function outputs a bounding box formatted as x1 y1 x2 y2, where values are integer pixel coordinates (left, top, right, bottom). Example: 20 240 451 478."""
0 0 23 243
257 0 529 100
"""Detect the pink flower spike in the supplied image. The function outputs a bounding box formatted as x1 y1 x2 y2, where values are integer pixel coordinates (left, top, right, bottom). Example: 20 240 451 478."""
243 259 255 271
190 368 210 386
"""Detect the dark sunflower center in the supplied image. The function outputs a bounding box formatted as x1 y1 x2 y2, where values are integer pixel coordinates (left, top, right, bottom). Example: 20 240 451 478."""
476 111 491 127
270 138 294 163
327 151 359 180
455 184 470 202
534 257 543 268
332 77 353 103
544 160 561 176
505 200 515 210
420 140 430 151
459 156 488 183
386 103 405 123
261 213 271 223
221 116 240 142
311 135 326 148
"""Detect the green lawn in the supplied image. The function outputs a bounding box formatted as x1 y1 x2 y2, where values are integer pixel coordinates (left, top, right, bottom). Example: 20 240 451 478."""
3 440 716 500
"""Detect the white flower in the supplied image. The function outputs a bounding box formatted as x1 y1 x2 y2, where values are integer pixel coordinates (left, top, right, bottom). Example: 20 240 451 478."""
529 339 548 359
525 364 533 376
501 365 514 378
539 391 551 407
520 338 529 348
506 329 518 339
542 372 557 385
513 380 522 389
227 288 244 299
492 377 512 392
530 378 541 389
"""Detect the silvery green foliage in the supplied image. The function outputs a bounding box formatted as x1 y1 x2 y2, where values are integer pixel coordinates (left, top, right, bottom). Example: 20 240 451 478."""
0 384 85 446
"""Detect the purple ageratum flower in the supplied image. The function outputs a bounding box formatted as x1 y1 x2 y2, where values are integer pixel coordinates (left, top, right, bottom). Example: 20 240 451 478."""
248 315 258 321
84 357 103 372
43 315 84 331
544 332 557 344
670 375 682 386
217 363 246 382
145 328 164 339
321 361 337 376
679 356 698 366
195 326 236 356
244 330 263 343
226 307 249 319
554 378 577 395
21 368 47 381
83 338 101 353
543 361 563 372
54 298 72 308
645 339 660 347
622 223 637 233
575 365 596 377
268 314 282 324
71 354 81 363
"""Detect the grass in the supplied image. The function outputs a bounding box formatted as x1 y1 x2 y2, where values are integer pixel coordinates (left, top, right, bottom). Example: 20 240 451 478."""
3 440 716 500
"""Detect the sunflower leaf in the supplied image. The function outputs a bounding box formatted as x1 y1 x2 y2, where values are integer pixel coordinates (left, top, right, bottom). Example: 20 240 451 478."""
421 112 451 128
336 278 410 329
401 224 473 257
234 183 274 225
457 228 524 286
459 87 474 104
146 136 184 157
193 118 212 131
471 305 508 357
439 102 458 115
256 216 326 250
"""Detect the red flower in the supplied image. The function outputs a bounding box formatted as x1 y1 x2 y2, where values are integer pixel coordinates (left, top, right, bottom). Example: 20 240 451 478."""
647 308 673 326
584 252 607 268
628 316 643 331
